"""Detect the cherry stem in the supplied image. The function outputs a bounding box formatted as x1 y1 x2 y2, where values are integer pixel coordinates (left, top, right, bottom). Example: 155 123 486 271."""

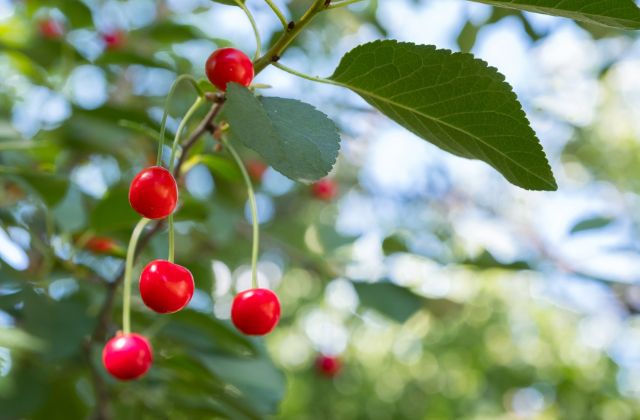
223 137 259 289
252 0 328 75
157 75 204 166
233 0 262 61
264 0 288 30
168 216 175 263
165 96 205 263
272 61 342 86
122 218 151 335
327 0 366 9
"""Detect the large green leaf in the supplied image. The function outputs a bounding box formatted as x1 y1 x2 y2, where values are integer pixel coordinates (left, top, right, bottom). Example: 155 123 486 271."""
329 41 557 191
224 84 340 182
470 0 640 30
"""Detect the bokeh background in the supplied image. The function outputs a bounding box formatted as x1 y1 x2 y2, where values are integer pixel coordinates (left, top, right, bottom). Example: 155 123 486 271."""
1 0 640 419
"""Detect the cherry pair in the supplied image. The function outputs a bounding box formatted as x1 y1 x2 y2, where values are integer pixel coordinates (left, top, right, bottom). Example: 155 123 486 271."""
128 166 195 312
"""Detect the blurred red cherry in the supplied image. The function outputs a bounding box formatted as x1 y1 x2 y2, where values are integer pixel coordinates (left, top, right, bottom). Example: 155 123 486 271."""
246 160 268 183
102 30 126 49
311 178 338 201
85 236 117 254
39 19 64 39
315 355 342 378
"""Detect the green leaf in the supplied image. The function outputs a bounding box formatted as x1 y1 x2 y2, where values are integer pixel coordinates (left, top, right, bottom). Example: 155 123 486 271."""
354 281 424 322
89 187 138 233
570 215 614 234
462 250 532 270
211 0 245 6
382 234 409 255
329 41 557 191
0 167 69 206
0 328 46 352
469 0 640 30
224 84 341 182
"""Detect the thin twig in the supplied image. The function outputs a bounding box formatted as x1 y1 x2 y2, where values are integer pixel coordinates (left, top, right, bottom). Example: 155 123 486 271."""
173 98 226 178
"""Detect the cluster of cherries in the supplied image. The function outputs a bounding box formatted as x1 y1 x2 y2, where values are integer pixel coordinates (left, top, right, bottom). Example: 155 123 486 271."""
102 48 281 381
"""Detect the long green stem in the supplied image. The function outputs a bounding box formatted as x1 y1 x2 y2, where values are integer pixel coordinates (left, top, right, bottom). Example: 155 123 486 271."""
122 218 151 334
166 97 205 263
327 0 366 9
169 97 205 172
157 75 204 165
264 0 288 29
252 0 327 75
272 61 342 86
223 138 260 289
234 0 262 60
168 216 175 263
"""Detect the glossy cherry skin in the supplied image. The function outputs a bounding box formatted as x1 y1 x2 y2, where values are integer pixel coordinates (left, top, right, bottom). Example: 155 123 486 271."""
316 355 342 378
139 259 194 314
311 178 338 201
205 48 254 91
39 19 64 39
102 333 153 381
128 166 178 219
231 288 280 336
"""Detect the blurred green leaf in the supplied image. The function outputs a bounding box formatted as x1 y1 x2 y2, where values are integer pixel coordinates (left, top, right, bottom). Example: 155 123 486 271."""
470 0 640 29
89 187 139 233
354 281 424 322
382 234 409 255
23 292 95 361
570 215 614 234
0 328 46 352
0 167 69 206
463 250 532 270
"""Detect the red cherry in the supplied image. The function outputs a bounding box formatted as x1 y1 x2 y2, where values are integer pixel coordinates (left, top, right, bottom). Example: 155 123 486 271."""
205 48 254 91
316 355 342 378
311 179 338 201
128 166 178 219
39 19 64 39
139 259 194 314
102 333 153 381
102 30 126 49
246 160 268 183
231 288 280 336
86 236 117 254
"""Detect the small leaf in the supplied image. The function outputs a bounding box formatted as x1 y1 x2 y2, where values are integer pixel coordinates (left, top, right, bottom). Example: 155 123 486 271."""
470 0 640 30
382 234 409 255
224 84 340 182
462 250 531 270
570 216 614 234
329 41 557 191
354 281 424 322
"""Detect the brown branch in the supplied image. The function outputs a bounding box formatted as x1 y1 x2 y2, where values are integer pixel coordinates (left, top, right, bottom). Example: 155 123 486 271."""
173 96 226 179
